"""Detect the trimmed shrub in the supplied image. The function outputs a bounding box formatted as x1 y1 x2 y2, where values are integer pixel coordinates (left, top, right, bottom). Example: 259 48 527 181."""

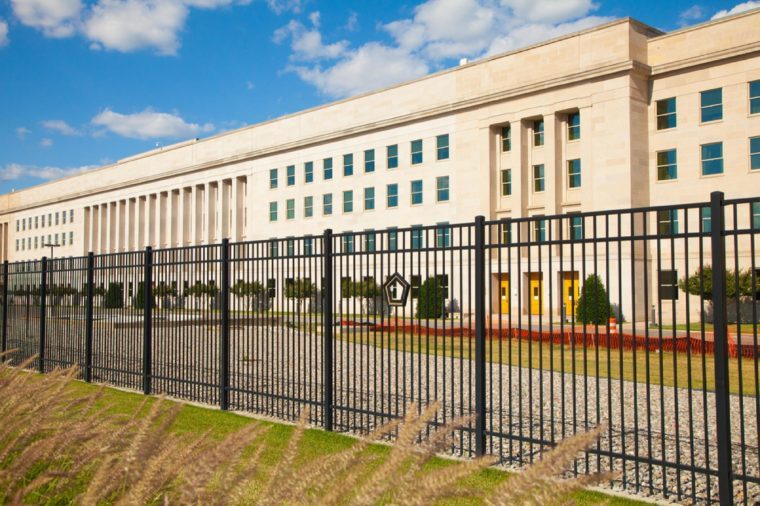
576 274 611 325
416 277 446 319
103 282 124 309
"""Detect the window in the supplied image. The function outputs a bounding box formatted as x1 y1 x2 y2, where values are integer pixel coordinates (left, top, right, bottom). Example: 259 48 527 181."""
343 154 353 176
501 221 511 244
534 218 546 242
533 164 545 192
323 193 333 215
387 184 399 208
286 239 295 257
15 239 18 251
34 237 38 249
436 134 449 160
658 270 679 300
501 169 512 196
657 210 678 235
364 230 376 252
751 136 760 171
266 278 277 297
324 158 333 180
269 168 278 189
269 241 279 258
567 159 581 189
269 202 278 222
286 199 295 220
305 162 314 183
69 231 73 244
657 149 678 181
436 176 449 202
751 80 760 115
342 234 354 253
701 207 711 232
411 180 423 205
61 234 66 246
287 165 295 186
387 144 398 169
569 214 583 240
343 190 353 213
304 237 314 256
701 88 723 122
436 222 450 247
15 221 18 232
55 212 59 225
411 139 423 165
304 196 313 218
411 275 421 299
70 210 74 223
62 212 66 224
388 228 398 250
501 125 511 152
533 119 544 147
753 202 760 230
34 216 38 229
364 149 375 173
364 187 375 210
656 98 677 130
567 112 580 140
701 142 724 176
411 226 423 249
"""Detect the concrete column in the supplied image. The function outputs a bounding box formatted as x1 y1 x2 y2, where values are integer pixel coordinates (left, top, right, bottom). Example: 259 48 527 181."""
148 194 157 248
192 185 201 245
178 188 187 246
137 197 146 249
544 112 558 218
221 180 231 241
170 190 179 247
205 183 214 244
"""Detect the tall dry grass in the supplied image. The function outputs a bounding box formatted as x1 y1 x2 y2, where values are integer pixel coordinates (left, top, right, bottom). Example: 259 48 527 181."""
0 355 611 505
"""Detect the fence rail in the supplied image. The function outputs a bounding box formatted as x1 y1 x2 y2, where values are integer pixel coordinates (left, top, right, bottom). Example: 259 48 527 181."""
1 191 758 505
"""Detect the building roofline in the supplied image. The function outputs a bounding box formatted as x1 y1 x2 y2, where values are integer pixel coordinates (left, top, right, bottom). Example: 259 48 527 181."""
648 6 760 41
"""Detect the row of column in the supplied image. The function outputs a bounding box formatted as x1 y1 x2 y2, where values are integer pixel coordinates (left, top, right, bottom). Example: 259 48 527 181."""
82 177 248 254
0 223 8 262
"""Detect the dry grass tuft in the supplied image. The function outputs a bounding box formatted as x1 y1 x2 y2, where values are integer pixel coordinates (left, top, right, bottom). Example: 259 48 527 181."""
0 354 612 505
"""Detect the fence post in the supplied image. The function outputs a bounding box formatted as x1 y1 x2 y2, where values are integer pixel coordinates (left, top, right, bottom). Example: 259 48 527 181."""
143 247 153 395
220 239 230 411
39 257 47 373
323 229 334 431
1 260 8 354
84 253 94 383
474 215 487 457
710 191 733 505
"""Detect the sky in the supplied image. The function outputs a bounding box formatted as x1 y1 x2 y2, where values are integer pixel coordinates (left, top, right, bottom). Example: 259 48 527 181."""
0 0 757 194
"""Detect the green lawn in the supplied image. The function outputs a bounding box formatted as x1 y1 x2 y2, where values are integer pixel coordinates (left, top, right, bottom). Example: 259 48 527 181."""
61 380 643 506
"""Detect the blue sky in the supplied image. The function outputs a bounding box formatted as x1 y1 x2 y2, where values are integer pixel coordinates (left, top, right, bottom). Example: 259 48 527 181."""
0 0 756 194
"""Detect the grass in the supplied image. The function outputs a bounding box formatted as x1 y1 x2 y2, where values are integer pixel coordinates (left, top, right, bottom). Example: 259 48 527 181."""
58 379 643 505
335 327 758 396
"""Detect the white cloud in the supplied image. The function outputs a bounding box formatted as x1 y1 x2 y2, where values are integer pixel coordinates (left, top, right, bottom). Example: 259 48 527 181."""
16 127 31 140
345 11 358 31
266 0 304 14
42 119 81 136
0 163 96 182
91 108 214 140
11 0 83 38
40 138 54 148
280 0 609 99
0 19 8 47
712 1 760 19
678 5 705 26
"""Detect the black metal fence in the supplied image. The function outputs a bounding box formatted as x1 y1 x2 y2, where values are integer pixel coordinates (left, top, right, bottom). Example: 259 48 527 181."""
1 191 758 505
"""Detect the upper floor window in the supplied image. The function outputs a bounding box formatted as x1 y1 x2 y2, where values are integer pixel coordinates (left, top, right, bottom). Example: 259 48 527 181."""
436 134 450 160
343 154 354 177
411 226 423 250
657 209 678 235
501 169 512 196
269 168 278 189
323 193 333 215
286 199 295 220
269 201 278 222
701 142 724 176
411 180 423 205
364 187 375 211
501 125 511 152
700 88 723 123
701 207 712 233
364 149 375 173
533 119 544 147
567 112 580 141
55 212 59 225
533 218 546 242
750 80 760 115
387 184 399 208
304 196 314 218
342 235 354 253
411 139 423 165
533 164 545 192
70 210 74 223
436 223 451 248
753 202 760 230
656 97 677 130
436 176 450 202
304 162 314 183
62 211 67 224
750 136 760 171
364 231 376 252
387 144 399 169
388 228 398 251
567 159 581 189
324 158 333 180
343 190 353 213
287 165 295 186
569 214 583 240
657 149 677 181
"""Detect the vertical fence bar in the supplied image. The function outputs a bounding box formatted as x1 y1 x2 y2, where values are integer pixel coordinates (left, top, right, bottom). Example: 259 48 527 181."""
474 215 486 457
84 252 94 383
39 257 47 373
220 239 231 411
323 229 334 431
1 260 8 354
143 247 153 395
710 191 733 505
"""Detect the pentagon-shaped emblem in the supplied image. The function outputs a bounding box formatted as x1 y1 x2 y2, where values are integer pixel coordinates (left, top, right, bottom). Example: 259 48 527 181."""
383 272 410 307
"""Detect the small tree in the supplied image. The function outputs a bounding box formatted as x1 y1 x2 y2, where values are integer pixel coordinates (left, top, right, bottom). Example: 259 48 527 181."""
103 282 124 309
416 277 446 319
132 281 153 310
679 266 753 301
285 278 316 312
576 274 611 325
231 280 265 311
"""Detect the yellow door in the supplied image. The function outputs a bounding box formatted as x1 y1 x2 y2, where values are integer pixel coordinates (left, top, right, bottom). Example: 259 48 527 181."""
562 272 580 319
499 275 509 314
529 273 543 315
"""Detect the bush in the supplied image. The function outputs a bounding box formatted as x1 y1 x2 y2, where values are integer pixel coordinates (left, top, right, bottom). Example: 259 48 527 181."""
576 274 611 325
132 281 153 310
416 277 446 319
103 282 124 309
679 266 754 301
